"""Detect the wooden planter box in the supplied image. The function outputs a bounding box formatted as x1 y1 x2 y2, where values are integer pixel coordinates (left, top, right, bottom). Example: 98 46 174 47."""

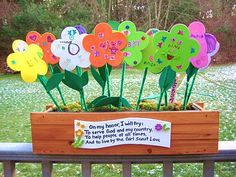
30 103 219 155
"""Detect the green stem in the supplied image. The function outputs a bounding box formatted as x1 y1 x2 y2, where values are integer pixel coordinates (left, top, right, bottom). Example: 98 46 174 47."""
80 90 88 111
57 86 66 106
76 66 87 111
118 62 126 110
102 87 105 96
48 64 66 106
182 80 190 110
135 68 148 110
186 70 198 104
105 64 111 97
38 75 62 112
76 66 82 76
157 90 164 111
164 91 168 106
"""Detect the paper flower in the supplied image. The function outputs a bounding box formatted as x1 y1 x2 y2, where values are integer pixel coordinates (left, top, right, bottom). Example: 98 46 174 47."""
26 31 59 64
74 24 87 34
118 21 149 66
83 23 127 67
51 27 90 71
188 21 220 69
135 28 163 73
7 40 48 82
200 41 220 70
75 129 84 137
155 123 163 131
76 122 85 129
153 24 200 73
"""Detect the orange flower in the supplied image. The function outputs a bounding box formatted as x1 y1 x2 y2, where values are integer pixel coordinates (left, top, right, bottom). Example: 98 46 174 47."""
26 31 59 64
75 129 84 137
83 23 127 67
76 122 85 129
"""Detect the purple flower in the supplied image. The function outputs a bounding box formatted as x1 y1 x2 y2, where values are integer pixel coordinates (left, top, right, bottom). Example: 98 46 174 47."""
155 124 163 131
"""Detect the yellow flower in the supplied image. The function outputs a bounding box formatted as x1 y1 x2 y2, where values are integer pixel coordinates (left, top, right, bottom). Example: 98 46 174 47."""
7 40 48 83
75 129 84 137
76 122 85 129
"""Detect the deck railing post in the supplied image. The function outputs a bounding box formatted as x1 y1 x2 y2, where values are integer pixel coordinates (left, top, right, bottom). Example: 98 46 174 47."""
0 142 235 177
42 161 53 177
203 160 214 177
82 162 91 177
163 161 173 177
122 162 132 177
3 161 16 177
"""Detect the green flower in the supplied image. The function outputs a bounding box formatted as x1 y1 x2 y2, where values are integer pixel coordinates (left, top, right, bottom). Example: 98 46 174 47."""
153 24 200 72
118 21 149 66
135 28 163 73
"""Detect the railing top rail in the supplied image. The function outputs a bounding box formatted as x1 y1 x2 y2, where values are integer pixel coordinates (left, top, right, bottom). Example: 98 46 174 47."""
0 141 235 163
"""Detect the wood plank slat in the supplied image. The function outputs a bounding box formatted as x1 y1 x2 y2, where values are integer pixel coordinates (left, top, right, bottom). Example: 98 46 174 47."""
31 139 218 155
31 123 219 141
31 111 219 125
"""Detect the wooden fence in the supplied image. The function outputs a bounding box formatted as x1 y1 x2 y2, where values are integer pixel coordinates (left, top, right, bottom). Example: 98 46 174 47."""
0 141 236 177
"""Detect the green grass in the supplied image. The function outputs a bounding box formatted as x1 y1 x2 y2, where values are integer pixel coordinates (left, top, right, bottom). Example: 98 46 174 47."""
0 64 236 176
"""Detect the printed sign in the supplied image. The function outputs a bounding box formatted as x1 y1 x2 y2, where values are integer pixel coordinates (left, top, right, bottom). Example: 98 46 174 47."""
73 118 171 149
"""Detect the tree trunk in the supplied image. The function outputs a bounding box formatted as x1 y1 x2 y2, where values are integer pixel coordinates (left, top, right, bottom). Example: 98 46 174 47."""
164 0 171 30
156 0 163 28
108 0 112 20
148 0 152 28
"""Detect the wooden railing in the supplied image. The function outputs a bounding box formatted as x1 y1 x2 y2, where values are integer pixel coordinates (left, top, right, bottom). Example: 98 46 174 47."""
0 141 235 177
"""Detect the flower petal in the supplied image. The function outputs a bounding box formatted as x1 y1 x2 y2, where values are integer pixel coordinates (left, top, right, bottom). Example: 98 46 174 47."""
94 23 112 40
36 60 48 75
123 48 142 66
110 32 127 50
21 67 38 83
7 53 24 71
107 51 123 67
26 31 41 45
12 40 28 53
89 50 106 67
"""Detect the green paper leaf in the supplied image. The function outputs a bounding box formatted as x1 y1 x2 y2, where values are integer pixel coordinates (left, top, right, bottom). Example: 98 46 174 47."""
120 97 132 108
91 66 105 88
186 63 198 81
46 73 64 92
159 66 176 92
88 95 108 109
81 71 89 87
40 76 48 85
95 97 120 107
78 140 85 146
107 64 112 74
141 94 160 100
72 137 84 148
98 64 112 83
108 20 120 30
62 70 83 91
53 64 61 74
163 124 170 131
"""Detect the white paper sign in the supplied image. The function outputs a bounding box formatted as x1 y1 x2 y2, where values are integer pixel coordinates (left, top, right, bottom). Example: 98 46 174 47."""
73 118 171 149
